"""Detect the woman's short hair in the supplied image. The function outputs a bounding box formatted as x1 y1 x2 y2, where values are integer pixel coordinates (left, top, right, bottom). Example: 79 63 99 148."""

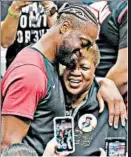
87 43 100 67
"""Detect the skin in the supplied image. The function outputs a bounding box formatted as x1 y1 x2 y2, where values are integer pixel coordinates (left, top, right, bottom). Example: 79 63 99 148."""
63 51 96 106
56 26 97 66
105 47 128 127
97 78 127 128
1 116 30 152
106 48 128 99
1 10 98 153
33 21 98 64
63 53 95 97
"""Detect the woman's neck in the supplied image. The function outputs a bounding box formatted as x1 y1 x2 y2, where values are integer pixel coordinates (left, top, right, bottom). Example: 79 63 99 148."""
71 90 89 108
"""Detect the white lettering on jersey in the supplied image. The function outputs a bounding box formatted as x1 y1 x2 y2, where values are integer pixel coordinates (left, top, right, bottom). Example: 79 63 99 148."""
17 31 23 43
43 14 47 27
25 31 31 43
17 3 47 44
32 30 39 43
20 15 27 28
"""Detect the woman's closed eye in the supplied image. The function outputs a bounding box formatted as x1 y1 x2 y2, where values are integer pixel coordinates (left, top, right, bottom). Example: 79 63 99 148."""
81 66 90 71
80 38 92 48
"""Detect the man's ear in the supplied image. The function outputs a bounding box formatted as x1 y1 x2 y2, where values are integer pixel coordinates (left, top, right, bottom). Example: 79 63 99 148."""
60 21 72 34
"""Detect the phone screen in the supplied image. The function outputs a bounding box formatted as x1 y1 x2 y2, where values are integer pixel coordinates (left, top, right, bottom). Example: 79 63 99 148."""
54 117 75 153
105 138 126 157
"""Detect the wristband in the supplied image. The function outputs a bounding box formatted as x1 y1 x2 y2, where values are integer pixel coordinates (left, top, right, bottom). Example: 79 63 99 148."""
8 8 21 18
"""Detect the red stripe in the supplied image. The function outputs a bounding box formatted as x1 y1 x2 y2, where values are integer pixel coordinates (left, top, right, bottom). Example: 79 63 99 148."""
118 6 128 24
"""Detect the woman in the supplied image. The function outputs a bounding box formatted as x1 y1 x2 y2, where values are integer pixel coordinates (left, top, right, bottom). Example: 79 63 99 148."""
61 44 127 156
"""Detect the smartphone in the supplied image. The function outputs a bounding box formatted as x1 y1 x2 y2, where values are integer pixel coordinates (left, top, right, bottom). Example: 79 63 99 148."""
105 137 127 157
54 116 75 153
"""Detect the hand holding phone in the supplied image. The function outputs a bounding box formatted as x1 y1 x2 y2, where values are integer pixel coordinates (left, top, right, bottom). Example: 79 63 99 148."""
54 117 75 154
43 138 69 157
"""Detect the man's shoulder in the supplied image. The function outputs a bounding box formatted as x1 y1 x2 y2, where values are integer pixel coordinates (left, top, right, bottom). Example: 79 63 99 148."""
10 47 45 71
2 47 48 85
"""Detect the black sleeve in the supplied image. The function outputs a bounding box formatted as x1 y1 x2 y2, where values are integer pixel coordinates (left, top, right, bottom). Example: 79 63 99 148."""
118 11 127 49
1 1 12 21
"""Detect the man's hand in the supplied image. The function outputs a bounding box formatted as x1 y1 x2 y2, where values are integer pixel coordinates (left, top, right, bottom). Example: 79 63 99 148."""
41 1 58 16
41 1 58 28
41 1 54 7
9 1 32 17
97 78 127 129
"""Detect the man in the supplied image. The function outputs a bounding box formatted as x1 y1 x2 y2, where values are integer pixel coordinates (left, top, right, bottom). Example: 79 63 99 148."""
1 4 99 156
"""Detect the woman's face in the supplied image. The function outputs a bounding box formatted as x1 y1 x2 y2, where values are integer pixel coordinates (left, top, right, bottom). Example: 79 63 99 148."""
63 53 95 95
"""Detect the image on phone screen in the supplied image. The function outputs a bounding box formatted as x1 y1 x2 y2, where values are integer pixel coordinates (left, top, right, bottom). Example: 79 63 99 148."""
105 138 126 157
54 117 75 153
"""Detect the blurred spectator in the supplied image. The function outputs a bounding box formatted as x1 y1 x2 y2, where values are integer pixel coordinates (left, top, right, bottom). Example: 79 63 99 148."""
82 0 128 103
1 1 52 68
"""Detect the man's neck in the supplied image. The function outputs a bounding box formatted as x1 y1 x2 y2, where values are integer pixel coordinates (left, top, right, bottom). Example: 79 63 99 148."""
32 26 60 62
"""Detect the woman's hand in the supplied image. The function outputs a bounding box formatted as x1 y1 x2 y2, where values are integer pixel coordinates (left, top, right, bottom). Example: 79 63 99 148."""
99 148 106 157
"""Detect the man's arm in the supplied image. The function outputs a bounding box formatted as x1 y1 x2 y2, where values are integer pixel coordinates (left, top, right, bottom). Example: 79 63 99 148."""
41 1 58 28
106 48 127 96
97 8 128 127
1 1 32 48
1 65 47 152
97 78 127 129
1 116 30 152
106 9 128 96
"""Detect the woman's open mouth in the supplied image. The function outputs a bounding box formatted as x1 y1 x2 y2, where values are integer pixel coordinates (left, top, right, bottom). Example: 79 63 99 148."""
68 78 82 88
